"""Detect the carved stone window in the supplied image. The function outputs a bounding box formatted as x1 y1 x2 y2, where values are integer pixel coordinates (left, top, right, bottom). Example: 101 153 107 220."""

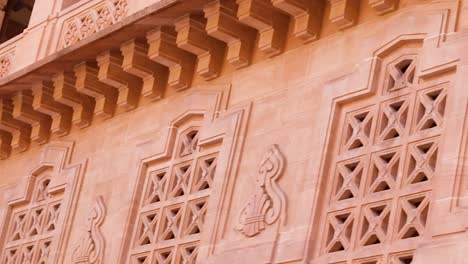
318 47 447 263
129 123 218 263
0 142 86 264
3 172 60 264
118 89 249 263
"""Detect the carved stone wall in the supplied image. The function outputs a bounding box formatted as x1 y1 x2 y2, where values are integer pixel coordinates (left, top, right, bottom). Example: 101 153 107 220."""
0 141 86 264
315 44 448 264
1 0 468 264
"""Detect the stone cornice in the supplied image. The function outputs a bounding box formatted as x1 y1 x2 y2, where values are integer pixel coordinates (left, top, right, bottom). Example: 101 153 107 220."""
0 0 403 159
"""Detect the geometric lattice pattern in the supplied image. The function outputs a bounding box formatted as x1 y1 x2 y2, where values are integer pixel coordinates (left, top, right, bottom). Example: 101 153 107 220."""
385 55 417 93
130 126 218 263
341 108 374 152
2 175 62 264
321 54 447 263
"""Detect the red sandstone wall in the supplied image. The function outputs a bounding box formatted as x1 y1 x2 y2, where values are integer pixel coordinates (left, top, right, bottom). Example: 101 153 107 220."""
0 0 468 264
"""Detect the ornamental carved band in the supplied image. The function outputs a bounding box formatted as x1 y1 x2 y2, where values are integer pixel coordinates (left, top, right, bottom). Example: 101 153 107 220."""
72 196 106 264
237 144 286 237
63 0 128 47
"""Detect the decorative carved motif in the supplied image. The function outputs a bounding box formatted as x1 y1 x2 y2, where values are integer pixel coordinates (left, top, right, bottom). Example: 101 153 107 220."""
63 0 128 47
237 144 286 237
0 52 12 78
73 196 106 264
317 46 446 262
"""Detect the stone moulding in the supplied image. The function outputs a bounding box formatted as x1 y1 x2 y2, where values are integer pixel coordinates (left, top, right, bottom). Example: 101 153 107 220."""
237 144 287 237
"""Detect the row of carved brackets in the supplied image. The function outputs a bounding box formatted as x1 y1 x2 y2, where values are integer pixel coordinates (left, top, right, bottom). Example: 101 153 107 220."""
0 0 400 159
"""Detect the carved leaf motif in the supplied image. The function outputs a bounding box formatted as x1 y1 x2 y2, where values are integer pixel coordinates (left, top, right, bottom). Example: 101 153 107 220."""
237 144 286 237
72 196 106 264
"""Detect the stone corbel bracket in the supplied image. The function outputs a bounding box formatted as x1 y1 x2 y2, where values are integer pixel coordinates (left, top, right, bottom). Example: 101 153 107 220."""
272 0 324 42
369 0 399 14
0 129 11 159
204 0 256 68
121 39 169 101
237 144 287 237
52 71 95 129
12 89 52 145
0 97 31 154
236 0 289 57
147 26 196 91
175 13 226 80
31 81 73 137
328 0 360 30
74 61 117 120
0 0 409 160
96 50 143 112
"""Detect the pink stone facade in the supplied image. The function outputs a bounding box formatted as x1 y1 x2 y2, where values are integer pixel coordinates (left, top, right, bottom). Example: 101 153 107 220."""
0 0 467 263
